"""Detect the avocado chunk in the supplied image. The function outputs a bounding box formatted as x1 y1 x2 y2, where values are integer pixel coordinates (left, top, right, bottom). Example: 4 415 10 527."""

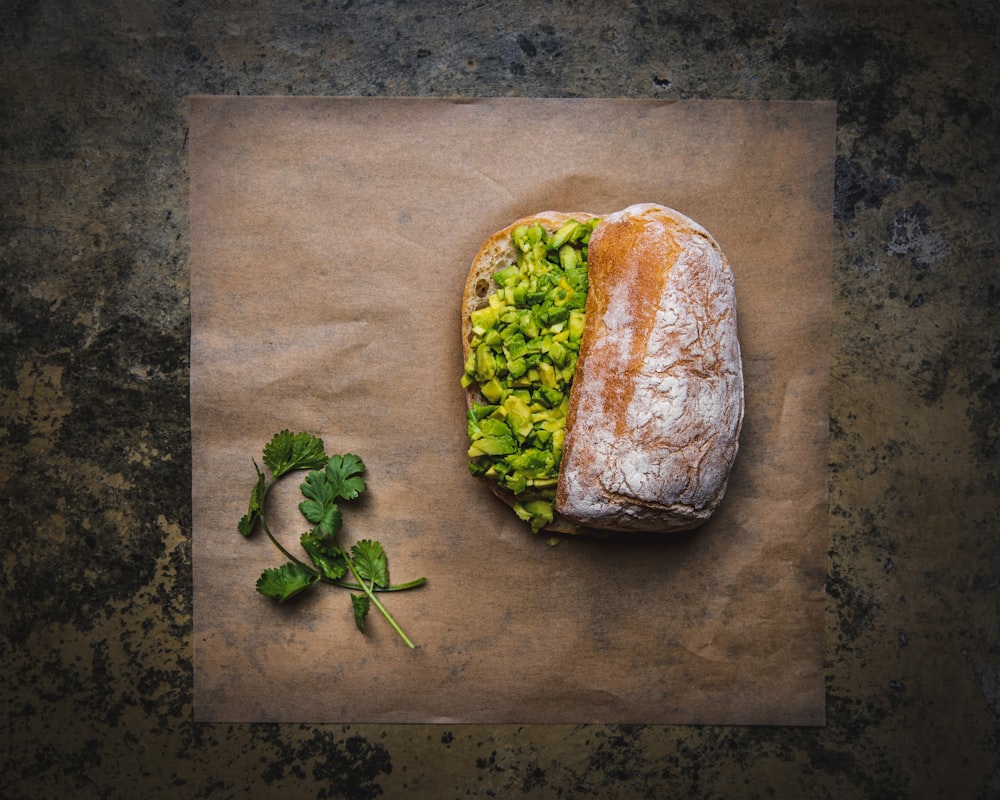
514 499 555 533
466 416 517 457
503 394 534 441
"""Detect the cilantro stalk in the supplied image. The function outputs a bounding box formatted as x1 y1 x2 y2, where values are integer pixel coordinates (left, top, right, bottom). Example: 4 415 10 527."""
239 431 426 648
342 545 416 649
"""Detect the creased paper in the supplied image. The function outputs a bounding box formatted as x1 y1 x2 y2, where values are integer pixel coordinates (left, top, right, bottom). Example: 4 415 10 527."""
190 97 834 725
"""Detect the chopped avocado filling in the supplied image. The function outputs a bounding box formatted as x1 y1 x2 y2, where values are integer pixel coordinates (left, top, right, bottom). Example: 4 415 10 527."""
463 216 600 532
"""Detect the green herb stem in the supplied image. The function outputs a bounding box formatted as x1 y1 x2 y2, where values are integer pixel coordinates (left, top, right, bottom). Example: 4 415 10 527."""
259 502 314 572
343 555 417 650
324 576 428 592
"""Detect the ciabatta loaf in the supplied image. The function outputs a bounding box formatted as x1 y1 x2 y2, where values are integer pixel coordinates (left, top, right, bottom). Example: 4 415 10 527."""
556 203 743 531
462 203 743 534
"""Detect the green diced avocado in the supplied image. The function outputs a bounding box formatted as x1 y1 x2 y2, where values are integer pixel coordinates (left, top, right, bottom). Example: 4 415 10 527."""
548 340 569 366
506 357 527 378
533 428 552 445
507 447 556 479
503 394 534 441
512 225 531 250
558 244 580 270
483 328 503 349
470 307 495 333
468 404 496 423
479 417 512 437
564 264 587 290
512 223 545 250
462 214 601 533
475 343 497 382
513 499 555 533
493 263 520 286
540 304 569 326
479 377 504 403
523 287 548 305
503 472 528 494
534 384 563 408
518 309 541 339
550 219 584 249
536 361 557 389
468 417 516 457
504 332 529 361
468 435 516 457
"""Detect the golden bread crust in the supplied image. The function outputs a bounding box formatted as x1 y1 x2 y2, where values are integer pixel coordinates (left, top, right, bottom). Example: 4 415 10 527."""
555 203 744 531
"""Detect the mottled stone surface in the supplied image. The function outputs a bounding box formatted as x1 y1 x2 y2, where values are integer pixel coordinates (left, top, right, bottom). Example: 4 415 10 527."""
1 1 997 798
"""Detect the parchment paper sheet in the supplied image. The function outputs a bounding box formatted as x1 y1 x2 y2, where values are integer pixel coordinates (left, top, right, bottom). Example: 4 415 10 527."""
189 97 834 725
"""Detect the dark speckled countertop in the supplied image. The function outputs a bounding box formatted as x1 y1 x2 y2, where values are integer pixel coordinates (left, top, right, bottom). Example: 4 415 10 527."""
2 1 997 798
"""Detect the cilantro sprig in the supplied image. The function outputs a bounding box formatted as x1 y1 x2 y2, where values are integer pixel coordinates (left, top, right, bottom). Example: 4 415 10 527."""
239 431 426 649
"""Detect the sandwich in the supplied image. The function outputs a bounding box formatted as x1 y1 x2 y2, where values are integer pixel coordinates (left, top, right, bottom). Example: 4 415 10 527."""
461 203 744 534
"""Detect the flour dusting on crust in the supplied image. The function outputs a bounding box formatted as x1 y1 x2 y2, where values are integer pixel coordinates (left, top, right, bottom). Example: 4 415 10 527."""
555 203 744 532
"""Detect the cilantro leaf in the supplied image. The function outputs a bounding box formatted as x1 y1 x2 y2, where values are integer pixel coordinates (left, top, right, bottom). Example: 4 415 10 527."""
351 539 389 589
300 531 348 581
263 430 328 478
325 453 367 501
238 463 267 537
298 469 343 537
255 562 320 603
351 594 371 633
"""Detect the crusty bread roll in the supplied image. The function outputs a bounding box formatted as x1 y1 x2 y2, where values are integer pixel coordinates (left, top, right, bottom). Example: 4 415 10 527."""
556 203 744 531
462 203 743 533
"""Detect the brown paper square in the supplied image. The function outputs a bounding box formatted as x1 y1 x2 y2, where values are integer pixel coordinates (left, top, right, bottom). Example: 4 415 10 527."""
189 97 834 725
